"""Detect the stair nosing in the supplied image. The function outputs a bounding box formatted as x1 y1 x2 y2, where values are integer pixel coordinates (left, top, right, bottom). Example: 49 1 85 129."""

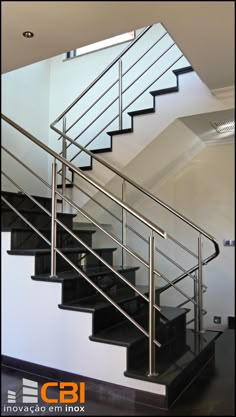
7 247 117 256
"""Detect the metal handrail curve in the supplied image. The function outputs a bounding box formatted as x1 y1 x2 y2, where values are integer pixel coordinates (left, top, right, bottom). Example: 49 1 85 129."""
1 145 201 309
57 30 169 144
50 122 220 265
2 144 205 309
1 114 166 242
51 25 153 125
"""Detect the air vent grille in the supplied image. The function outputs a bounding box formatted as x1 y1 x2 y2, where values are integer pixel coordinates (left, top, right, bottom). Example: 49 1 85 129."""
211 120 235 133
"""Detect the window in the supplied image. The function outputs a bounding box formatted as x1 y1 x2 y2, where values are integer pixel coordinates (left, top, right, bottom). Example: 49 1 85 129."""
65 31 135 60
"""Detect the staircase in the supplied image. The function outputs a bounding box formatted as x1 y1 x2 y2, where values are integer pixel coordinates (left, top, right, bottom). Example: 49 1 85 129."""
1 190 219 408
2 22 221 409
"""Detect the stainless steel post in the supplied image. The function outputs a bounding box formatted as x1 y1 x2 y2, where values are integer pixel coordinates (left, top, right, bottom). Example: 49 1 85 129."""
194 270 199 333
122 180 127 268
62 117 67 211
147 232 158 376
50 159 57 277
118 60 123 130
198 234 204 333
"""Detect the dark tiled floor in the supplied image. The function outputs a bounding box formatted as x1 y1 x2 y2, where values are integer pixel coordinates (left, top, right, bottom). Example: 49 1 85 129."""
1 329 234 416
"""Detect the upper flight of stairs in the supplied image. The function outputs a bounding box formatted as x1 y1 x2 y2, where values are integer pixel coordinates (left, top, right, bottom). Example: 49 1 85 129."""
1 190 220 408
75 66 193 172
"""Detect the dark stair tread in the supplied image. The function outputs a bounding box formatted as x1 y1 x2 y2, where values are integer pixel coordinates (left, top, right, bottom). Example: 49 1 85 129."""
90 311 150 347
106 128 133 136
172 65 193 75
90 147 112 154
57 183 74 189
7 247 117 256
59 285 158 318
79 165 92 171
150 86 178 96
1 225 96 234
59 283 150 313
128 108 155 117
1 191 62 203
32 265 140 283
124 329 219 384
60 285 145 314
89 306 188 347
1 206 76 217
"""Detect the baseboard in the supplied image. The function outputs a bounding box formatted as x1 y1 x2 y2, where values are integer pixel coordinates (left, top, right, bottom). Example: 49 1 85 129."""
1 355 167 409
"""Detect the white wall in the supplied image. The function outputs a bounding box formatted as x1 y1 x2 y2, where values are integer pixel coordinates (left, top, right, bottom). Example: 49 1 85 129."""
2 60 51 196
129 143 234 330
155 143 235 330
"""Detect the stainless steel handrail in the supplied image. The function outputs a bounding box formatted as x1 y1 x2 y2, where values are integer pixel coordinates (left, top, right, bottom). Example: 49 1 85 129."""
50 123 220 264
2 164 199 315
1 193 161 349
2 143 198 307
1 114 166 240
58 35 173 156
1 167 162 313
3 138 202 293
2 138 199 308
57 78 119 142
58 51 183 168
57 30 169 147
1 195 51 246
56 170 200 275
51 26 152 125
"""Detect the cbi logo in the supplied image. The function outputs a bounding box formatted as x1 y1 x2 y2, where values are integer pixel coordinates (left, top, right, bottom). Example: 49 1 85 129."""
41 381 85 404
7 378 85 404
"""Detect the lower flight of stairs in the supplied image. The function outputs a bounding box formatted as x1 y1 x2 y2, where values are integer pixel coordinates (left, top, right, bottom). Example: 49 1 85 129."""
1 191 220 408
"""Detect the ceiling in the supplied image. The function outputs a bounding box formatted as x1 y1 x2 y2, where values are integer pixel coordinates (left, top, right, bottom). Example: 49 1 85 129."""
180 109 235 145
2 1 235 90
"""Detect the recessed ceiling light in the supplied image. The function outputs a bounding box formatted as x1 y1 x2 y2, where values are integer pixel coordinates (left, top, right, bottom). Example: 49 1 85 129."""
211 120 235 133
22 31 34 38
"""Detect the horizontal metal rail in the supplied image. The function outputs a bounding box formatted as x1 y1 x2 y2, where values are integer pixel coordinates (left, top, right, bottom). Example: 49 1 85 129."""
1 168 162 315
63 94 119 153
1 115 166 240
51 26 152 125
158 262 208 294
54 184 200 307
2 145 51 190
1 114 219 313
57 170 200 282
177 290 207 309
123 54 183 111
55 246 161 348
1 197 161 349
123 31 168 77
57 31 169 146
1 145 201 274
1 195 51 246
55 214 161 311
50 121 220 266
1 138 214 313
122 42 176 96
58 37 174 157
2 171 51 218
63 51 182 168
57 78 119 142
53 188 199 308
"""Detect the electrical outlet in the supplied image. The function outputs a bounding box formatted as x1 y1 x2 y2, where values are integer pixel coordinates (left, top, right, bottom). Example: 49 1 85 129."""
214 316 221 324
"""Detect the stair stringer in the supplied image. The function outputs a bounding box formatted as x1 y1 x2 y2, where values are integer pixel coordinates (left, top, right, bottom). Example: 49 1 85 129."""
71 70 233 210
1 231 166 396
